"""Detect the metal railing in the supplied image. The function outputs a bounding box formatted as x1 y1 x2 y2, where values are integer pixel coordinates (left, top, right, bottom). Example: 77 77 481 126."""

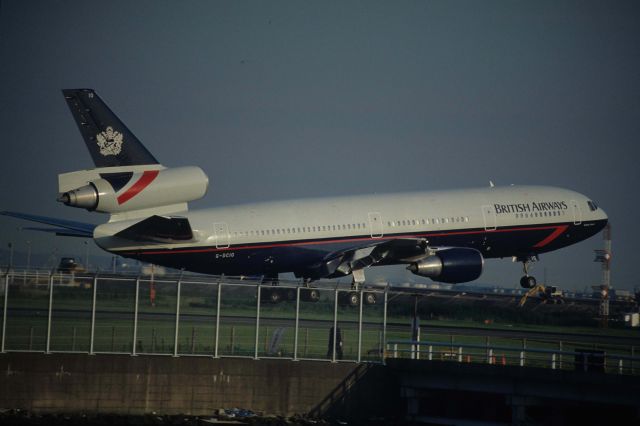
1 269 638 376
386 339 639 375
0 270 388 363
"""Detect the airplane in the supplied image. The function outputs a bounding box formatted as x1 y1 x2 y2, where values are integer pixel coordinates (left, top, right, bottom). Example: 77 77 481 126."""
1 89 608 306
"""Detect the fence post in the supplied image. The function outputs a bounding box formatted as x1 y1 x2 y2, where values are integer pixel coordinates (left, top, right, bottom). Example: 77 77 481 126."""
89 274 98 355
551 353 556 369
559 341 563 370
173 276 182 357
132 277 140 356
230 326 235 355
382 289 388 362
357 289 363 363
458 347 463 363
428 345 433 361
485 336 490 363
214 282 222 358
254 284 261 360
332 289 338 362
45 273 54 353
520 338 526 367
293 286 300 361
618 359 624 375
2 273 10 352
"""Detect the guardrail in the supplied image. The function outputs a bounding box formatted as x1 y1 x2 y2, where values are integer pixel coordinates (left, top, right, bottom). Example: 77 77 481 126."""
0 270 388 363
1 270 638 376
386 339 639 375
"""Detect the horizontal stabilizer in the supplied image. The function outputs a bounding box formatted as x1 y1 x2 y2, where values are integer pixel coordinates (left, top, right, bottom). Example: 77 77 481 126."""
114 215 193 242
0 211 96 238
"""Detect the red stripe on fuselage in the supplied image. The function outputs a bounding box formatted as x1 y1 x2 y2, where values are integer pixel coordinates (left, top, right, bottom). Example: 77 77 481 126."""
120 223 570 256
533 225 568 248
117 170 159 205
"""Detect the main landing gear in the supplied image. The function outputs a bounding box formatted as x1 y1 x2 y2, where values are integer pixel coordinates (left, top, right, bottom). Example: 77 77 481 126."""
337 269 378 308
518 255 539 289
260 276 320 304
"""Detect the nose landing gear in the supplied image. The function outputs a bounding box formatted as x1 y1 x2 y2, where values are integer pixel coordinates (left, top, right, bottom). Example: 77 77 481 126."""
517 255 539 289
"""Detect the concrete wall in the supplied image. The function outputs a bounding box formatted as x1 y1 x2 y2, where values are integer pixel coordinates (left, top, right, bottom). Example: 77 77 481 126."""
0 353 392 417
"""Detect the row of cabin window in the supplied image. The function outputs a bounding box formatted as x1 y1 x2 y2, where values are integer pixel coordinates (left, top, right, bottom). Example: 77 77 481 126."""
233 223 368 238
515 210 566 219
387 216 469 227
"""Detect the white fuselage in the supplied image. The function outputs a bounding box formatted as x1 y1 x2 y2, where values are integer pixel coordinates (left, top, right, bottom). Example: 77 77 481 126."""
93 185 607 278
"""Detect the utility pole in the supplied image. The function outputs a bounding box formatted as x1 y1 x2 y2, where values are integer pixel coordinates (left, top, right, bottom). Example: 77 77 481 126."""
594 223 611 328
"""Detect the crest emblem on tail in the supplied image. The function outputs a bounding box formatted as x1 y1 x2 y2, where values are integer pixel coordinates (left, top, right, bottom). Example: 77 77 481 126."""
96 126 123 156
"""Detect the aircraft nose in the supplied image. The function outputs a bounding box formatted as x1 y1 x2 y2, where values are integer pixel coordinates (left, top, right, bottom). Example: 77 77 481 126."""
600 207 608 222
595 207 608 232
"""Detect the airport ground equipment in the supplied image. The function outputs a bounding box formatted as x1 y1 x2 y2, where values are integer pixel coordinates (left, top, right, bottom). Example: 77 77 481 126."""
518 283 564 307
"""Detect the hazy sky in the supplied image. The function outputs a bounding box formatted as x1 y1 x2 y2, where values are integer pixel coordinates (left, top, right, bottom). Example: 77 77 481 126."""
1 1 638 290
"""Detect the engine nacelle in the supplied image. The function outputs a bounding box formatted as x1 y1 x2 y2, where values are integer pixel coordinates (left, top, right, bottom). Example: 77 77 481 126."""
58 166 208 213
407 248 484 283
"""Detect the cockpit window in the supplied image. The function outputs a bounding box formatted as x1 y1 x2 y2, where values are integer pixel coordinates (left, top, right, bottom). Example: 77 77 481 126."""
587 200 598 211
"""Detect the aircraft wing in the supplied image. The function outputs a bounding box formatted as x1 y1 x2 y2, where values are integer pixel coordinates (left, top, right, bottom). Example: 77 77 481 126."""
0 211 95 238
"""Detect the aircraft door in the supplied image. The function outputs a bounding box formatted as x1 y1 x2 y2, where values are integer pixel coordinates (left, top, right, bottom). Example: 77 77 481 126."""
570 200 582 225
481 205 496 231
368 212 384 238
213 222 230 248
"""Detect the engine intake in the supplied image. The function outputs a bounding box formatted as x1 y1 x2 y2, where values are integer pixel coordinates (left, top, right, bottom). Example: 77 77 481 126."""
408 248 484 283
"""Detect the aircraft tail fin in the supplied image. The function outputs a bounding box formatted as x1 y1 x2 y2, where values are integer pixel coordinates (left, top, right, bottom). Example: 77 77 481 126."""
62 89 159 168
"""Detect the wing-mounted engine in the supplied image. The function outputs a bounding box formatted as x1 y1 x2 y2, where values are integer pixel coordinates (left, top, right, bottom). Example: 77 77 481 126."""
57 166 209 215
407 247 484 283
301 239 483 284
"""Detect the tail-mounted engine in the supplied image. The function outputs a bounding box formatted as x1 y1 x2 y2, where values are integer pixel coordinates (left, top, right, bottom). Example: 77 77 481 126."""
407 247 484 283
58 166 208 214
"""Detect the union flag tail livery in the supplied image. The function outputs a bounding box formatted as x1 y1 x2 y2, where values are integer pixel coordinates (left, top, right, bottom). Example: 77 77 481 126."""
0 89 609 303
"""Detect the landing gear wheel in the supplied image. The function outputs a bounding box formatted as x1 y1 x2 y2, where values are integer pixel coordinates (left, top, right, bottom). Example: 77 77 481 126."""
262 287 282 304
301 288 320 302
520 275 537 289
346 291 360 307
338 291 360 307
363 292 377 305
285 288 296 301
